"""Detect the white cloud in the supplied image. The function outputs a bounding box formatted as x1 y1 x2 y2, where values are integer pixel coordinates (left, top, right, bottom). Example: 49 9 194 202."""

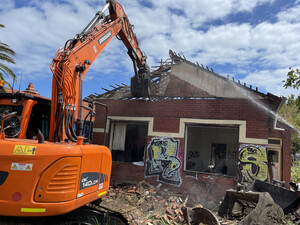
136 0 275 28
242 68 299 97
0 0 299 99
0 0 14 11
277 4 300 23
233 0 275 12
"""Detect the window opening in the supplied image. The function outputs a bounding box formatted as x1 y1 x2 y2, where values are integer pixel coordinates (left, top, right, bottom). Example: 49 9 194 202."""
111 122 148 165
185 125 239 176
268 139 281 145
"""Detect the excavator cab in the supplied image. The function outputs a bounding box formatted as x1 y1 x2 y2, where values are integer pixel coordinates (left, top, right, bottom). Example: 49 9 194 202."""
0 91 51 140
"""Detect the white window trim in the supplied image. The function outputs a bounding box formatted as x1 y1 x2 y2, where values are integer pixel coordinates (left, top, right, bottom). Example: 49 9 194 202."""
107 116 268 145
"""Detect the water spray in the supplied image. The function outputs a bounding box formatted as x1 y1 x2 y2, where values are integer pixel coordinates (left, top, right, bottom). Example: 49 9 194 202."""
229 80 300 137
274 97 286 132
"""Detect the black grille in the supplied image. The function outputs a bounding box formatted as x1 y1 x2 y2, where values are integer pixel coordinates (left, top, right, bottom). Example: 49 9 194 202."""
0 171 8 186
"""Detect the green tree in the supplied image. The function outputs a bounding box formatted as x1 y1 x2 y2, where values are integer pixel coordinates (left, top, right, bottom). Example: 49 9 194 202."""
279 95 300 155
0 24 16 92
282 70 300 183
283 67 300 110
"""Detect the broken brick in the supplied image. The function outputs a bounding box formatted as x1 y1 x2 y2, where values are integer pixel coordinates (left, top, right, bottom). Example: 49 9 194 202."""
178 215 184 223
167 214 176 221
179 209 184 216
172 203 177 209
165 206 173 215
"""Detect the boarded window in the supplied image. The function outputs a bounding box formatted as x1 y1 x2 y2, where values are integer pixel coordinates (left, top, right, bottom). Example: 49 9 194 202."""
185 125 238 176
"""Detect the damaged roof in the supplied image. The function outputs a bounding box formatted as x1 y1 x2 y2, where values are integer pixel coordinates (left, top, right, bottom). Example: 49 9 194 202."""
85 50 282 106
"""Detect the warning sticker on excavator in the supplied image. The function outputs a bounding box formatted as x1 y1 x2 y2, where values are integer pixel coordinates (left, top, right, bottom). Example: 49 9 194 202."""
13 145 37 156
11 163 33 171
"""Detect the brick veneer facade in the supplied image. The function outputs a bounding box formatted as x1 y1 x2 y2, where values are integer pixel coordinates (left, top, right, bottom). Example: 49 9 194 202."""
92 98 291 200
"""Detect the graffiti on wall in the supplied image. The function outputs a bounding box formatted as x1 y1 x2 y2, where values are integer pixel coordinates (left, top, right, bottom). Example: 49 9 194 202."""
187 151 200 160
145 137 182 186
238 144 268 183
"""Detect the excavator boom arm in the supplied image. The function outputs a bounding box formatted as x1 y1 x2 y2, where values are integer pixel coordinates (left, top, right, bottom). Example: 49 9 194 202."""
49 0 150 142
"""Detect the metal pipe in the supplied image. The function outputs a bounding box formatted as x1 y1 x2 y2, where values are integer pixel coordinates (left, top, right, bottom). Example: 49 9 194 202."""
75 72 84 137
79 3 110 37
79 72 83 121
88 103 94 143
101 3 110 14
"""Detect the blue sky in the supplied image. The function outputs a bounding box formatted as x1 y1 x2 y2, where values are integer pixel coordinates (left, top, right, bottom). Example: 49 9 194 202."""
1 0 300 98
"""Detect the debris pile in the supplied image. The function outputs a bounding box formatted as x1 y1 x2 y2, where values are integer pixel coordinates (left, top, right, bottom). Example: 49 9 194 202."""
98 180 300 225
99 181 187 224
98 181 238 225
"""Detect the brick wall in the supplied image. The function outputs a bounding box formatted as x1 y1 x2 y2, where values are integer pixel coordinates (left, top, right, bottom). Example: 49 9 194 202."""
94 98 269 139
92 98 291 195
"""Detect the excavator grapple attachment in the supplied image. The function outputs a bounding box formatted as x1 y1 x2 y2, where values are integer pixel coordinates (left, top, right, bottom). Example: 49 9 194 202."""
218 190 284 225
249 179 299 214
131 76 150 97
131 66 151 97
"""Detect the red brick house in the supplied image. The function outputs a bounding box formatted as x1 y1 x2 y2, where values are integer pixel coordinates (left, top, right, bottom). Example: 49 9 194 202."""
87 50 291 201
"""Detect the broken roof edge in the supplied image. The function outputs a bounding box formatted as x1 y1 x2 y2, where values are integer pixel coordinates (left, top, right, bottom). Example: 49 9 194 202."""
86 49 283 106
168 50 284 107
168 50 268 98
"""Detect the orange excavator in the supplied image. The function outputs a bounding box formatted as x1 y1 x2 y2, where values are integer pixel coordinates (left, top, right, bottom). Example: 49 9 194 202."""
0 0 149 223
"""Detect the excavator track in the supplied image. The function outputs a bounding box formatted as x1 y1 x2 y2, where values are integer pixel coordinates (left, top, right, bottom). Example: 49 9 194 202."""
0 202 128 225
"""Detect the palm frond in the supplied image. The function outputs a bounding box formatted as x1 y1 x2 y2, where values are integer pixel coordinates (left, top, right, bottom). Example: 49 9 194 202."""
4 79 13 91
0 24 17 89
0 42 16 56
0 63 16 80
0 53 16 64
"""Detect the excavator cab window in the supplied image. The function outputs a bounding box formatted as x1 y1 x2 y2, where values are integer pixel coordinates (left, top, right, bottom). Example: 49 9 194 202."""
0 105 22 138
26 103 50 140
